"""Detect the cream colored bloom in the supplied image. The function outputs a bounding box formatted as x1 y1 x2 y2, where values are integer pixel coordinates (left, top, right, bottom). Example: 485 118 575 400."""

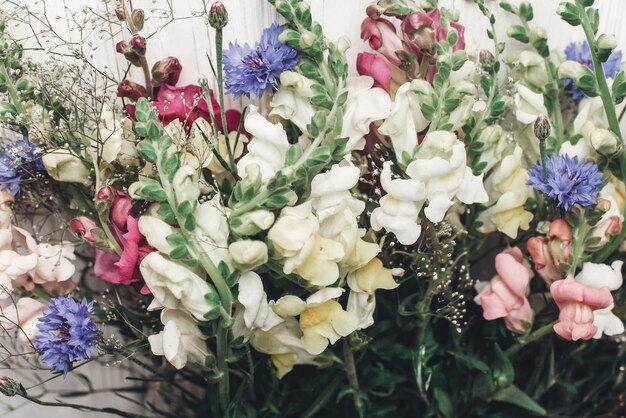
149 309 208 370
232 271 283 340
270 71 316 134
138 216 176 254
340 76 392 152
42 150 91 185
96 104 139 166
228 240 268 271
509 51 549 92
30 243 75 285
194 195 230 266
272 287 359 355
237 106 289 180
140 252 219 321
515 83 547 125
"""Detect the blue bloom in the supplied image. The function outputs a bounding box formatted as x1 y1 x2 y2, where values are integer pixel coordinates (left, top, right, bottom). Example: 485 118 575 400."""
35 296 99 376
0 137 44 195
528 153 603 211
223 23 300 99
564 40 622 103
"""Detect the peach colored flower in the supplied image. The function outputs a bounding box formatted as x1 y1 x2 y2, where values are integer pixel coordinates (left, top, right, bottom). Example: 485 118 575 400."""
550 276 613 341
527 219 572 284
477 247 533 333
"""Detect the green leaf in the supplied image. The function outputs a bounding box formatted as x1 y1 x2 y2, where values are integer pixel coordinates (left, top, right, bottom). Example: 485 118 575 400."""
165 232 186 248
507 25 529 43
586 8 599 33
285 144 303 166
137 141 157 163
612 71 626 103
169 246 189 260
156 203 176 224
184 215 196 231
492 344 514 389
203 292 221 321
448 351 490 373
128 179 167 202
557 2 581 26
433 387 455 418
492 385 547 415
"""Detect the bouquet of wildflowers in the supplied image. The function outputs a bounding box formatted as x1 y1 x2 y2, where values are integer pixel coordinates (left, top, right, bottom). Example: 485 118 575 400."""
0 0 626 416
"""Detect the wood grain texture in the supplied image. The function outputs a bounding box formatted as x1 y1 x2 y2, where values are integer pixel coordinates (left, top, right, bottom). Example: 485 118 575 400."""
2 0 626 416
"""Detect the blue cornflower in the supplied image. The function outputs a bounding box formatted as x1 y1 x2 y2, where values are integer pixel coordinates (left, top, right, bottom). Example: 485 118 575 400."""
528 153 603 211
35 296 99 376
0 137 44 195
564 40 622 103
223 23 300 99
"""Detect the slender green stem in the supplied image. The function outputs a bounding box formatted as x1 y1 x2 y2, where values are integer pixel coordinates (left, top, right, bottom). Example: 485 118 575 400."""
415 224 438 347
343 339 365 416
301 376 343 418
575 0 626 263
568 211 589 276
18 392 151 418
0 62 24 114
215 28 233 168
216 324 230 412
539 138 548 182
505 320 557 357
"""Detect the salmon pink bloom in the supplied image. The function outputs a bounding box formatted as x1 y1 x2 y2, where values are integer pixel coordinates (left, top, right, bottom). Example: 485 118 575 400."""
550 276 613 341
527 219 572 284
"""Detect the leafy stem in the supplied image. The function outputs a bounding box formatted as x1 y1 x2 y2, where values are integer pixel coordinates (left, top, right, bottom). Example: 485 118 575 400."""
505 320 557 357
343 338 365 417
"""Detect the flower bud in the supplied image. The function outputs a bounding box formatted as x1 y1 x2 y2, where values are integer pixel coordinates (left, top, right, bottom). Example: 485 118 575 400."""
208 1 228 29
401 12 436 55
96 185 115 203
366 4 383 19
337 36 351 54
529 27 547 43
151 56 182 87
130 34 146 56
228 240 268 271
598 34 617 50
299 30 316 48
479 124 504 146
70 217 100 243
0 377 25 397
229 209 275 236
590 128 619 156
479 49 496 71
557 60 586 81
131 9 145 31
115 7 126 21
172 165 200 204
117 80 148 101
534 114 551 141
116 41 141 66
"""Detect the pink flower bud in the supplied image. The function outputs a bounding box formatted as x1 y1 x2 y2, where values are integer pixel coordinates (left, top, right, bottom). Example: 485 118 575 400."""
70 217 99 243
151 56 182 87
209 1 228 29
96 185 116 203
357 52 391 93
117 80 148 101
130 34 146 55
116 41 141 66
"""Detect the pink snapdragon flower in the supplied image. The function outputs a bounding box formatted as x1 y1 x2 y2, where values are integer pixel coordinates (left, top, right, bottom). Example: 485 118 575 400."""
527 219 572 284
357 52 392 93
92 193 154 290
360 16 403 65
70 217 99 244
550 276 613 341
591 198 623 247
477 247 534 333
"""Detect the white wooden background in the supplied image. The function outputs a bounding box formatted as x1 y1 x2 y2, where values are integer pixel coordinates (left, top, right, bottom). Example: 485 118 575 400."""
2 0 626 416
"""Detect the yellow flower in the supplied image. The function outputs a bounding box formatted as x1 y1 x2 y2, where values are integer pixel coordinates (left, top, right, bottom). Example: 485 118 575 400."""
300 299 358 355
348 258 398 294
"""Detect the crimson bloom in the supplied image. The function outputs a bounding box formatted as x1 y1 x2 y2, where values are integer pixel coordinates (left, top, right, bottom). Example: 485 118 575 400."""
357 52 392 93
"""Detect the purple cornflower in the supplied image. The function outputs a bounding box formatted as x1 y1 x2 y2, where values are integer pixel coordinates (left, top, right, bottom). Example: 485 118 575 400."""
564 40 622 103
0 137 44 195
223 23 300 99
528 153 603 211
35 296 99 377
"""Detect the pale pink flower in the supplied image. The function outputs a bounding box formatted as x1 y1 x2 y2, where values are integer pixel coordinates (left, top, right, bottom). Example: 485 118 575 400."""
361 16 403 65
357 52 392 93
527 219 572 284
478 247 534 333
551 276 613 341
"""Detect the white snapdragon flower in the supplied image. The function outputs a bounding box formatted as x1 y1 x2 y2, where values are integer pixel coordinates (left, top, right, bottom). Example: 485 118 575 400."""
405 131 488 223
237 106 289 180
140 252 219 321
514 84 548 160
574 261 624 339
379 80 432 158
309 163 365 221
96 104 139 166
371 161 426 245
148 309 208 370
270 71 316 134
228 240 268 271
30 243 75 285
478 146 533 239
195 195 230 266
340 76 391 153
232 271 284 340
42 150 91 185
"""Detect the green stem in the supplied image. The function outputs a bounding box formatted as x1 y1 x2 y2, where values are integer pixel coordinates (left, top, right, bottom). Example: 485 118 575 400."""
216 324 230 412
568 211 589 276
301 376 343 418
575 0 626 263
343 339 365 416
0 62 24 114
215 28 234 168
539 137 548 182
19 392 151 418
415 224 438 347
505 320 557 356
